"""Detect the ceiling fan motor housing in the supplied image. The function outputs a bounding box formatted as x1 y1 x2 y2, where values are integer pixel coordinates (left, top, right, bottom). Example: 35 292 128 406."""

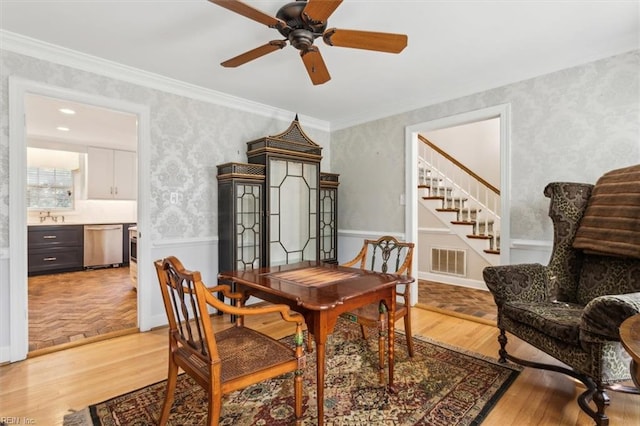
276 1 327 50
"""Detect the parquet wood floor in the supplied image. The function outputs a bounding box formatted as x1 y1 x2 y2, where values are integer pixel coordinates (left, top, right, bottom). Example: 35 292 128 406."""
417 279 497 325
28 267 137 354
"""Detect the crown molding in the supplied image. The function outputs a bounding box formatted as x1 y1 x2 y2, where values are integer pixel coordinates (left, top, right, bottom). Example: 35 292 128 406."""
0 30 330 132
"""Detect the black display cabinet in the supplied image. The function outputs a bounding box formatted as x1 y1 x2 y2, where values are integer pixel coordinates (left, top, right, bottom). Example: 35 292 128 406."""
217 117 338 274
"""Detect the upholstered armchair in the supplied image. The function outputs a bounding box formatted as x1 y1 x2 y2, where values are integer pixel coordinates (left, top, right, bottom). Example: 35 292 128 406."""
484 165 640 426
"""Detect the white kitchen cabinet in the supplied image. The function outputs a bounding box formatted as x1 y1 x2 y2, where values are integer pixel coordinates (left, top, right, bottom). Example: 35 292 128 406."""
87 147 137 200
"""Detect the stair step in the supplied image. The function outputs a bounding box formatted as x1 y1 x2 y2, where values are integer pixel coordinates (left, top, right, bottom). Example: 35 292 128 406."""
436 207 482 213
467 234 493 240
451 220 494 226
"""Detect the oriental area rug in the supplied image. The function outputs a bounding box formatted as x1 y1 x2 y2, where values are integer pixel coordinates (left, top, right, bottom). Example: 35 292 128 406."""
64 319 521 426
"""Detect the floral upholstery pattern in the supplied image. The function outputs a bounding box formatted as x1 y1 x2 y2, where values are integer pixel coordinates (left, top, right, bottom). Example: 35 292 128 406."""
577 254 640 305
484 180 640 424
502 301 584 345
581 293 640 341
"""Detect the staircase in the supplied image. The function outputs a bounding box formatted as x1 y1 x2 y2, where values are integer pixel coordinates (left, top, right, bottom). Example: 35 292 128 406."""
418 135 500 265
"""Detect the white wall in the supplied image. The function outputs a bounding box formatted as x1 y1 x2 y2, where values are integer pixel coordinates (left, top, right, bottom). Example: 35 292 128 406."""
424 117 501 190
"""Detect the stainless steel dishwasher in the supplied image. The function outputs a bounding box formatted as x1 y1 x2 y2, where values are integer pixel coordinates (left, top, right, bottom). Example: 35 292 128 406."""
83 224 123 268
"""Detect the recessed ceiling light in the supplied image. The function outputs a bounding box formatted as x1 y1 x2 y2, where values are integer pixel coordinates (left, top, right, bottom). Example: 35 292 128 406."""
56 126 70 132
59 108 76 115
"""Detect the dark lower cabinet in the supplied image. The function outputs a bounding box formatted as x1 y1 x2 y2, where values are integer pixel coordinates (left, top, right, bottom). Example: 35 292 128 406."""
28 225 84 276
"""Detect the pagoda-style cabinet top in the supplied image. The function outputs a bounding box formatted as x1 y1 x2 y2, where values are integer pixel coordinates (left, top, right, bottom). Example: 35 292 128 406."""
246 116 322 163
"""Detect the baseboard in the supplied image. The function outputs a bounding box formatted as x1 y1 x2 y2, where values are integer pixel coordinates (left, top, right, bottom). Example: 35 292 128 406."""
418 272 489 291
0 345 9 365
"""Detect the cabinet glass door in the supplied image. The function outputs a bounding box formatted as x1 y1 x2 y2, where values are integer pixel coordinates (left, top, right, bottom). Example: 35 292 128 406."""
268 158 318 265
235 183 262 270
319 186 337 262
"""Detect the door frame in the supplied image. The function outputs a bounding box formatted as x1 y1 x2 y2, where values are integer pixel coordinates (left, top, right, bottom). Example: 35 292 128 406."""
404 104 512 298
8 77 151 362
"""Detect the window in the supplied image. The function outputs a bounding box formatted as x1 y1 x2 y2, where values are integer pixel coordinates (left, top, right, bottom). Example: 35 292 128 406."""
27 167 74 209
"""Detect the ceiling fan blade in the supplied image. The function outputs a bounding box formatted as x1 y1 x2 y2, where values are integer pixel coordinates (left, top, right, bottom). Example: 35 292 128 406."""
323 28 407 53
209 0 286 29
303 0 343 23
301 47 331 85
221 41 287 67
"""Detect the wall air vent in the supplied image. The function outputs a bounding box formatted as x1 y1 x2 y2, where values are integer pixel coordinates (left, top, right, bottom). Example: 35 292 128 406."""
430 247 466 276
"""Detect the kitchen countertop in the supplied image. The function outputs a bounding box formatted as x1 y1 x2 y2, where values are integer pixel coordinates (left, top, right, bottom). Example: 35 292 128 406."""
28 221 136 227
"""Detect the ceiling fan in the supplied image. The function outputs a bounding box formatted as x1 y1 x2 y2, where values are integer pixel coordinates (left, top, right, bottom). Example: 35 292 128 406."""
209 0 408 85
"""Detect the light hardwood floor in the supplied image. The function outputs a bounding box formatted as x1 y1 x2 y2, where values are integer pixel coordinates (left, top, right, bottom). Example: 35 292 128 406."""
1 308 638 425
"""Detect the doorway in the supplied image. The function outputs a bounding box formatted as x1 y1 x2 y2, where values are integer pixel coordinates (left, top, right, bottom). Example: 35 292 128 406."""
25 93 138 354
404 104 511 305
8 77 151 362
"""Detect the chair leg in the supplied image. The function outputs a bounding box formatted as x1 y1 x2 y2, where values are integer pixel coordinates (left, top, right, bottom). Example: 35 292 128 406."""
207 387 222 426
403 313 414 357
592 385 611 426
499 332 614 426
294 370 303 425
377 314 386 382
306 331 314 354
360 323 369 340
497 328 508 363
158 357 178 425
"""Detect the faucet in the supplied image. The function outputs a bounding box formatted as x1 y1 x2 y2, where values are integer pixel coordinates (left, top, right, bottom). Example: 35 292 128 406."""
39 211 50 223
39 211 62 223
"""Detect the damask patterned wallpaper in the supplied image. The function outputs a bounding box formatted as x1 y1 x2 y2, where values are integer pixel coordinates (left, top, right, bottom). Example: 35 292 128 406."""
0 50 330 247
331 50 640 241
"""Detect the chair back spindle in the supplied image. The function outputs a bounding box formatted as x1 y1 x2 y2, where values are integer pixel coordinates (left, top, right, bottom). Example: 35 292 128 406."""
356 236 413 276
156 257 213 363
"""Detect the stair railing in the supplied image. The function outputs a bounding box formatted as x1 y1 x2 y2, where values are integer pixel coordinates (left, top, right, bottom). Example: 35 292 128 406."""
418 135 501 248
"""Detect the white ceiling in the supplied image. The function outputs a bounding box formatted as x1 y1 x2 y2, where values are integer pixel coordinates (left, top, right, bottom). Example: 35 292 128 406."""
25 94 139 151
2 1 639 130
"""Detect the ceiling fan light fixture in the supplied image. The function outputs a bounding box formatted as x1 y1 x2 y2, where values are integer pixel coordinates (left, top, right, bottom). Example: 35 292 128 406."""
289 28 314 50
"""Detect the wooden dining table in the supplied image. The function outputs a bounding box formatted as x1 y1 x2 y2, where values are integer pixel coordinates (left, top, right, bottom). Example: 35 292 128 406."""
218 260 404 425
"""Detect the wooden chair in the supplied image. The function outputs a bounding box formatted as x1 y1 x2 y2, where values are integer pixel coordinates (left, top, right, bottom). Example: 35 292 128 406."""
154 256 306 426
341 236 415 358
